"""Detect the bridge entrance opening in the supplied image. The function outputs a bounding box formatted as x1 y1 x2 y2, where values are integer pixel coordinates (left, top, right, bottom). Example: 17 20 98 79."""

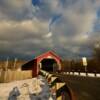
40 59 58 72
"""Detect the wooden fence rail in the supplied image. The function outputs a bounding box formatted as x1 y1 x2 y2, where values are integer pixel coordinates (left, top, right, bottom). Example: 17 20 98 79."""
0 70 32 83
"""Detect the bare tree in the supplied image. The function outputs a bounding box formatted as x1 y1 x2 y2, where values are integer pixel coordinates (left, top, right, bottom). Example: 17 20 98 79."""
93 43 100 60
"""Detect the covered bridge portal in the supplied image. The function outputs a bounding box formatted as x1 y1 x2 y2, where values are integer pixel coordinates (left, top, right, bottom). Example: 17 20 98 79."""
22 51 62 77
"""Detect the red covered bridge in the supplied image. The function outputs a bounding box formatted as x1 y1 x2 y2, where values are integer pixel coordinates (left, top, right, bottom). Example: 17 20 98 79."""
22 51 62 77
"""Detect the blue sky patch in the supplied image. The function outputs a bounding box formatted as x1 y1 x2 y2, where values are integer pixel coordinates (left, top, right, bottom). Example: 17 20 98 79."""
32 0 41 6
97 8 100 18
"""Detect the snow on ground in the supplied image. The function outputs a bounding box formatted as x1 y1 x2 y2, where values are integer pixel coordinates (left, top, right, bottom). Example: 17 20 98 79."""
0 75 55 100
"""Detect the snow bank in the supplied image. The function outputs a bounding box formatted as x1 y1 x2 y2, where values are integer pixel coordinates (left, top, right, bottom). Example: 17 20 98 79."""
0 75 55 100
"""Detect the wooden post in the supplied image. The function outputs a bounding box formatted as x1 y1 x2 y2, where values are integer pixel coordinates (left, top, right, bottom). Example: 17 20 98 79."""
14 58 17 69
5 57 9 71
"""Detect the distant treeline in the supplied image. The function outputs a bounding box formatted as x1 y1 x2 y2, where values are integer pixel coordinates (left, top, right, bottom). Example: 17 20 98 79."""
0 59 100 73
61 59 100 73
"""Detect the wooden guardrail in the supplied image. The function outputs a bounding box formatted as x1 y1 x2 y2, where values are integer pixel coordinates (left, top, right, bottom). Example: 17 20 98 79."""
40 70 76 100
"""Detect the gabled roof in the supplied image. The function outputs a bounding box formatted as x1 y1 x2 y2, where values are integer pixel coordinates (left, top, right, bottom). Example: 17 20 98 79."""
35 50 61 60
22 50 61 67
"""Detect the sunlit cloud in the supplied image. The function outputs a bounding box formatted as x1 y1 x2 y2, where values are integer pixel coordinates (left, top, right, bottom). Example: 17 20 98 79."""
43 32 53 38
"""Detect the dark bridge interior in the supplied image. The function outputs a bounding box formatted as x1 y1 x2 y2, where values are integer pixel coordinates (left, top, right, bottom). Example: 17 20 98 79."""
41 59 58 72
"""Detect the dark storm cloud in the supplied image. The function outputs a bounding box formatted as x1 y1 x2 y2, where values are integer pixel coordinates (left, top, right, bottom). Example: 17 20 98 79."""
0 0 100 59
0 0 33 21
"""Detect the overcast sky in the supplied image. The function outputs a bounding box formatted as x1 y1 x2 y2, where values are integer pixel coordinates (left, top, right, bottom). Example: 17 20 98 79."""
0 0 100 60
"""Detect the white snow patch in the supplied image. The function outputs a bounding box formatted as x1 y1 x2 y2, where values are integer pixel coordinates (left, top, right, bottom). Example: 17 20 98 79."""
88 73 95 77
74 72 79 75
80 73 87 76
0 77 45 98
96 74 100 77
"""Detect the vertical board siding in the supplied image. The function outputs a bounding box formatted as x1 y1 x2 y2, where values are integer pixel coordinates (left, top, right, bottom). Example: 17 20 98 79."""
0 70 32 82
